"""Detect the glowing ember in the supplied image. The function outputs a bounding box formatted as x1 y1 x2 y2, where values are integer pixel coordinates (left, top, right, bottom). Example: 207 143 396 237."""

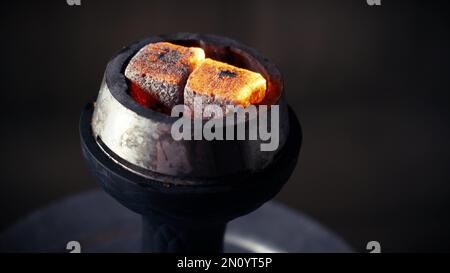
125 42 205 110
184 58 267 109
125 43 268 115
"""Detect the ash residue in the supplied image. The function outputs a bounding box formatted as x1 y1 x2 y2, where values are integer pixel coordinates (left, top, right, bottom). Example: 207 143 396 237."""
157 48 181 63
218 70 237 79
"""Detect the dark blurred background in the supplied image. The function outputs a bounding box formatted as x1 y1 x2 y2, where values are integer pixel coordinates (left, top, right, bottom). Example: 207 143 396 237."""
1 0 449 252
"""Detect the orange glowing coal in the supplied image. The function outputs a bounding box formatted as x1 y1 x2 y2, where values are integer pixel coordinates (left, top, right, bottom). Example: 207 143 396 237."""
125 42 205 110
125 42 267 112
185 58 267 108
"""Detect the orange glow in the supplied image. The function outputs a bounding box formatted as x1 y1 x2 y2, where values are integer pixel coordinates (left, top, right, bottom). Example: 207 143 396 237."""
127 42 205 85
186 58 267 106
126 42 268 110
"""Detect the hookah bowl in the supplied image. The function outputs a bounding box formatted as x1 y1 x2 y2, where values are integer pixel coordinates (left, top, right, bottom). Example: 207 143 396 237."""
79 33 302 252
